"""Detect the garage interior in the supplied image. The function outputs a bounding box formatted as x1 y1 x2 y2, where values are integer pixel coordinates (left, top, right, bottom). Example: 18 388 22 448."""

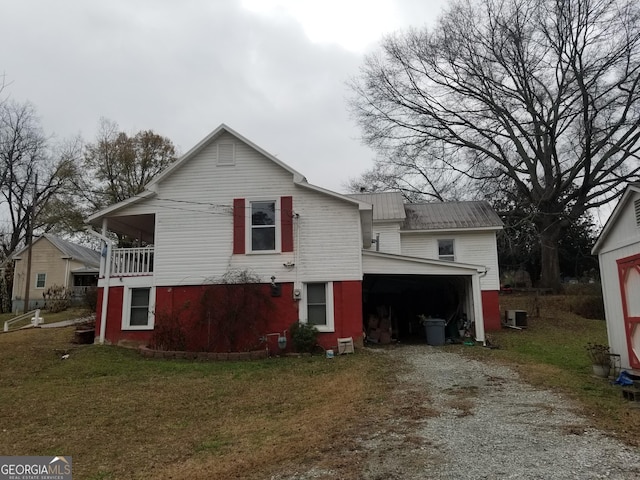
363 274 475 344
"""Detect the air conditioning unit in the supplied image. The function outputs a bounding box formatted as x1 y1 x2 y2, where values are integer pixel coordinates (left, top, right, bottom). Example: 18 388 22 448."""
505 310 527 328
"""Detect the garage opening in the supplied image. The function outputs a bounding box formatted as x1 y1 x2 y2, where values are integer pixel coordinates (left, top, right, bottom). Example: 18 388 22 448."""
363 274 474 344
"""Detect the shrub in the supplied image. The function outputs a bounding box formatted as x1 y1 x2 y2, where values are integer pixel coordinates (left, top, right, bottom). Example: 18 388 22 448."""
200 269 274 352
290 321 318 353
83 286 98 311
42 284 71 313
149 308 188 351
570 295 605 320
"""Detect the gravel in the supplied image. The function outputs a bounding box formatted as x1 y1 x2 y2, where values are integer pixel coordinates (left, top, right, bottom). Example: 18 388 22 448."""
390 345 640 479
274 345 640 479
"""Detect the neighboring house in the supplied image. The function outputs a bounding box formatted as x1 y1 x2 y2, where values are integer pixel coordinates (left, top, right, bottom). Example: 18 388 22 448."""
592 183 640 369
12 234 100 312
86 124 502 350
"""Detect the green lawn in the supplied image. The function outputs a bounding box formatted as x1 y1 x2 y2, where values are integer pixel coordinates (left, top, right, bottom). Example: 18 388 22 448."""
0 326 390 479
2 296 639 479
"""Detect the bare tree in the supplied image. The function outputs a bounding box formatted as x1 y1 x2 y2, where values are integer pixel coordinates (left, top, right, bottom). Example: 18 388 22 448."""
0 100 78 258
350 0 640 289
345 140 480 201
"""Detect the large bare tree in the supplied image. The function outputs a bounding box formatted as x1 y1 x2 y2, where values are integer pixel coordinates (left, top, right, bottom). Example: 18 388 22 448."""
350 0 640 289
0 100 79 258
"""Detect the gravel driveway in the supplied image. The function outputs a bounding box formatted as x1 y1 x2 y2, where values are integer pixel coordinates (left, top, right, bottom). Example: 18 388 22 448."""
275 345 640 480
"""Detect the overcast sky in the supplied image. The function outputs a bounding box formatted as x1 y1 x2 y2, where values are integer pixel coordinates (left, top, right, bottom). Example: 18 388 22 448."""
0 0 448 193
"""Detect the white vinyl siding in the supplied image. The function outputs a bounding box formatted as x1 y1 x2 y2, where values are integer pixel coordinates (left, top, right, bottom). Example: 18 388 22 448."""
597 192 640 255
368 223 402 254
141 133 361 286
401 231 500 291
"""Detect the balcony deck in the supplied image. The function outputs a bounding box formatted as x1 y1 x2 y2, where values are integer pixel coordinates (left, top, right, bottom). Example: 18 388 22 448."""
109 246 154 276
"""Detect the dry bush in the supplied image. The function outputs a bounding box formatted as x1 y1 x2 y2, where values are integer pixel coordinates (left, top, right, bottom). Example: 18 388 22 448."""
570 295 605 320
42 284 71 313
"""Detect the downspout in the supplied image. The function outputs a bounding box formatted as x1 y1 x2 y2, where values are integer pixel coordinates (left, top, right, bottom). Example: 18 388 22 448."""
472 271 485 344
64 259 70 288
87 222 113 344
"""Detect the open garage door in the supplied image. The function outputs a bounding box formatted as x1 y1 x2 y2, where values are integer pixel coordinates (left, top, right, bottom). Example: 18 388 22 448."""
362 251 485 344
364 274 474 343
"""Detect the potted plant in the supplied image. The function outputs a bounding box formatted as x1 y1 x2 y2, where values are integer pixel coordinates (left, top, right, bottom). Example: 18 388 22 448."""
585 343 611 378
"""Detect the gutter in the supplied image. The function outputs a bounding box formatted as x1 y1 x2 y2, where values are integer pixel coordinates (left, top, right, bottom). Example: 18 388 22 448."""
86 226 113 344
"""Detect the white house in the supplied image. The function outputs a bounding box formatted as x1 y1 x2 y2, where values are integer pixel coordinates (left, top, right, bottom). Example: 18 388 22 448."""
86 124 502 350
592 183 640 369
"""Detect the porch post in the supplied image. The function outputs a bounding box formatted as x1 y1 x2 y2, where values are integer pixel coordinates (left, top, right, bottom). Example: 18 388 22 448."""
472 272 485 343
97 219 112 344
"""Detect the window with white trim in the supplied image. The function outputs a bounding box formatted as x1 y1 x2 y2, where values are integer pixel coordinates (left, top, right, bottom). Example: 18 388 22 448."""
122 287 155 330
249 200 279 252
438 239 455 261
300 282 334 332
35 273 46 289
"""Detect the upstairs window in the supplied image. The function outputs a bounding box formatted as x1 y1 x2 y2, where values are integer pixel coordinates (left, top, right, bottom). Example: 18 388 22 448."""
251 201 276 251
233 197 293 254
438 239 455 261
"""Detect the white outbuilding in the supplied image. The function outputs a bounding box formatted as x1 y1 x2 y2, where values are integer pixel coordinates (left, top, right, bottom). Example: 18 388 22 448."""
592 183 640 369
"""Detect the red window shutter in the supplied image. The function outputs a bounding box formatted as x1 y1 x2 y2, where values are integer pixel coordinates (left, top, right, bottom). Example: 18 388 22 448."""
281 196 294 252
233 198 245 254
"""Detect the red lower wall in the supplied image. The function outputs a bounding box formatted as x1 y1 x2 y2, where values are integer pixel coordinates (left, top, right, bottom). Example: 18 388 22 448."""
95 281 363 351
481 290 500 331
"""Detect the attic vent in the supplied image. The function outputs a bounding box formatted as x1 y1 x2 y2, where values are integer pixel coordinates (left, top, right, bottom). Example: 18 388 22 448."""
217 143 235 165
635 199 640 227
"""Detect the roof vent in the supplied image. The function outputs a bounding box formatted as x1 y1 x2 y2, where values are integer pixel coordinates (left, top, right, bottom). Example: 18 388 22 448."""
217 143 235 165
635 199 640 228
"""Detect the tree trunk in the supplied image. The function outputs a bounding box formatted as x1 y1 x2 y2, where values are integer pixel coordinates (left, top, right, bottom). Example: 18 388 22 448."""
538 221 563 291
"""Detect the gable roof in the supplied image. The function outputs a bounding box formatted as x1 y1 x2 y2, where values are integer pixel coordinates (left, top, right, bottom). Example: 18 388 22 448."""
592 183 640 254
347 192 406 221
13 234 100 267
402 201 503 231
147 123 307 188
87 124 372 226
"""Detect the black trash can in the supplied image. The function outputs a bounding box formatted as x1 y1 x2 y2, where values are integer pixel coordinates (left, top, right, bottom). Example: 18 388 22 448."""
424 318 446 346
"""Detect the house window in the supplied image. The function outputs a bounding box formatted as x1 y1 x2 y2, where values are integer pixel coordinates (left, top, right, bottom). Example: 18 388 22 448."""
301 282 334 332
250 201 277 251
36 273 46 289
438 239 455 261
122 287 155 330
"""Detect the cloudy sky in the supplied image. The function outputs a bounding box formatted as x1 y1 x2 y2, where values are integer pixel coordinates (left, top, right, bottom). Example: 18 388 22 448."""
0 0 448 193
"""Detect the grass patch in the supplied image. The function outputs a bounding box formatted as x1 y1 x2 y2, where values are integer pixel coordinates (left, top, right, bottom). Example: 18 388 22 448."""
0 327 391 479
454 293 640 446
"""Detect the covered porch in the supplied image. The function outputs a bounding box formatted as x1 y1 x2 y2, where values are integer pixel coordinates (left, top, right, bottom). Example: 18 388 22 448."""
91 213 156 278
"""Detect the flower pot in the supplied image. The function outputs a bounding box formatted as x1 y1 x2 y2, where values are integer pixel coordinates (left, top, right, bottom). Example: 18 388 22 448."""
592 364 610 378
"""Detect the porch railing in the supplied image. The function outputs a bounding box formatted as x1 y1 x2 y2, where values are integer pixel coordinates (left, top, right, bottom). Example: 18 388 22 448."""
110 246 154 276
